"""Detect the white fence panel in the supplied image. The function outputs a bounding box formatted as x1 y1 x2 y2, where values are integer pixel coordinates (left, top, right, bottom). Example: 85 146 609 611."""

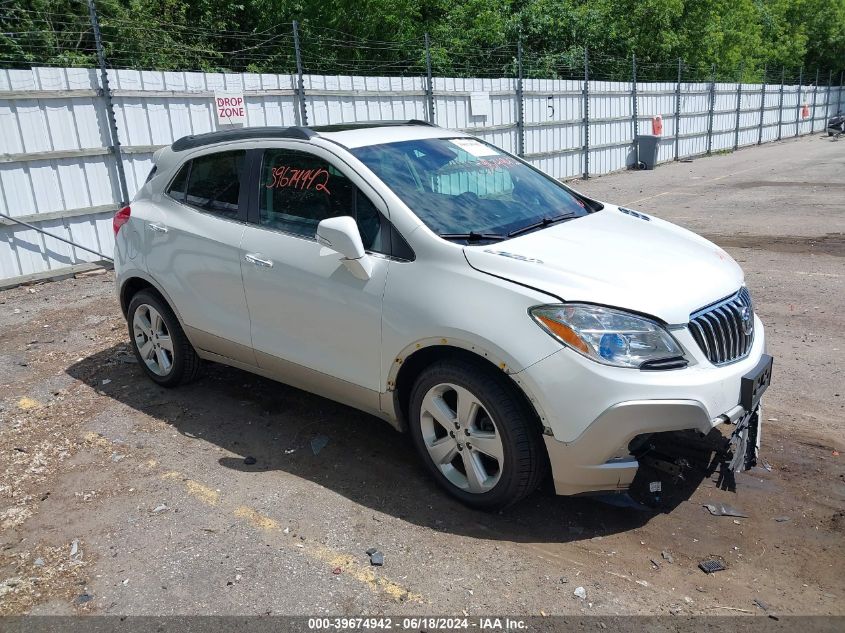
524 78 583 179
0 66 840 283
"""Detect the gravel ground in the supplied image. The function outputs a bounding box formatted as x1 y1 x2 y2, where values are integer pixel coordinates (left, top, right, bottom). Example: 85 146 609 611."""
0 134 843 618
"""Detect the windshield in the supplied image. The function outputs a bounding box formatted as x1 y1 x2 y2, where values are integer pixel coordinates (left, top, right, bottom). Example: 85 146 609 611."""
351 137 591 242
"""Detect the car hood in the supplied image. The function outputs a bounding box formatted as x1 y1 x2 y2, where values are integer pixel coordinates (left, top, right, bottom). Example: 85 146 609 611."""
463 206 744 324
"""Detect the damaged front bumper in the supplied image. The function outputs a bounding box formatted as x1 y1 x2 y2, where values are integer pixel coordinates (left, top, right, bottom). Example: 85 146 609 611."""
542 400 761 495
541 354 773 496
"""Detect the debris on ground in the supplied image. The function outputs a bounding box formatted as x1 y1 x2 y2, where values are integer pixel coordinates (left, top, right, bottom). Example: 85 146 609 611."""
73 594 93 605
311 435 329 455
243 456 257 465
703 503 748 518
365 548 384 566
593 493 651 512
661 551 674 563
332 567 342 575
698 559 726 574
151 504 168 514
650 559 661 570
573 586 587 600
33 558 44 567
774 516 791 523
708 606 752 613
753 597 771 612
69 540 79 558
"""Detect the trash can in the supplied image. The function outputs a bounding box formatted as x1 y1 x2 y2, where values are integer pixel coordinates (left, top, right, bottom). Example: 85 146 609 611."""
635 134 661 170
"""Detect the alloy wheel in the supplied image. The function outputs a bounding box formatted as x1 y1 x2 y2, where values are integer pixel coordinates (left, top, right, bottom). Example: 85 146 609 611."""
419 383 504 493
132 303 174 376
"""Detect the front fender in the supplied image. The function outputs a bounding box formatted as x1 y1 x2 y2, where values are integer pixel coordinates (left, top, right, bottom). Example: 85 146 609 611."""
382 335 554 434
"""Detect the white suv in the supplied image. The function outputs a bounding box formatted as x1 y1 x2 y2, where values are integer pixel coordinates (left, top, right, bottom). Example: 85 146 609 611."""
114 121 773 509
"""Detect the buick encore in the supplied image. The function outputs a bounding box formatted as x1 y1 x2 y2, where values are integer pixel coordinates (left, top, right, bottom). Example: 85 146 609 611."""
114 121 773 509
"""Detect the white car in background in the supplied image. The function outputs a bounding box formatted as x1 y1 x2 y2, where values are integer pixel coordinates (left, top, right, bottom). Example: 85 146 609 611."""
113 121 773 509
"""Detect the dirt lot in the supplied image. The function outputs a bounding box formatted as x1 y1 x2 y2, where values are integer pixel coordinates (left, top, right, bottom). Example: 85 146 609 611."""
1 134 843 618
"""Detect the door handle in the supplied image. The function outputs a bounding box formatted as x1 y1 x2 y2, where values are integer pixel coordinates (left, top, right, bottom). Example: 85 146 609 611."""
244 252 274 268
148 222 168 233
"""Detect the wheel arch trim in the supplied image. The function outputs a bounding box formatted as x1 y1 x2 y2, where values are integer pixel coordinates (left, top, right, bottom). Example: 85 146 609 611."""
120 273 187 333
383 336 552 435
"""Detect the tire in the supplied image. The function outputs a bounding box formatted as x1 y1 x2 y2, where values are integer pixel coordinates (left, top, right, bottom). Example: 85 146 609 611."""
408 357 547 510
126 289 201 387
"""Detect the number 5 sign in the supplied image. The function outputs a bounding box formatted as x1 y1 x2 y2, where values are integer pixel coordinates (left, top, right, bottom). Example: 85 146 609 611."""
214 92 246 126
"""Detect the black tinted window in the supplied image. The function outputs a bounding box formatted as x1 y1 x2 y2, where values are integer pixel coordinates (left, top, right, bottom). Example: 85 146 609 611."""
181 151 245 220
167 163 189 201
259 149 384 251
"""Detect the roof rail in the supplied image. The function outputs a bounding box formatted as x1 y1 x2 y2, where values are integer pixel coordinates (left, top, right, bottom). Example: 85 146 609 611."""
171 126 315 152
311 119 437 132
170 120 438 151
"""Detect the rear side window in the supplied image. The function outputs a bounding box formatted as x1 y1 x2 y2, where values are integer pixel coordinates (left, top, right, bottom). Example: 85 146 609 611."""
167 163 189 201
167 150 245 221
259 148 385 252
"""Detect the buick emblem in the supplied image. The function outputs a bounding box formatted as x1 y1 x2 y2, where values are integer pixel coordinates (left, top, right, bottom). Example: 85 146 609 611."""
740 306 753 335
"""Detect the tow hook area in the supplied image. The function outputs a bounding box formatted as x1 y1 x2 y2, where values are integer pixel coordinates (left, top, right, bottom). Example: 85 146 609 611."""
627 417 759 509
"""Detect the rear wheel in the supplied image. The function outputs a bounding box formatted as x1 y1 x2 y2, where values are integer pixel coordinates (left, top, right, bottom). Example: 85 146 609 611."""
408 358 547 510
127 290 200 387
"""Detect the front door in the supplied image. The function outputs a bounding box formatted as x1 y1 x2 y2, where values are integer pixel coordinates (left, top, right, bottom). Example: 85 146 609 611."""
239 145 390 402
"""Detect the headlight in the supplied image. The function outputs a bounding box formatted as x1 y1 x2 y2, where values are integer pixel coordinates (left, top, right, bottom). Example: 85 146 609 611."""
529 304 685 369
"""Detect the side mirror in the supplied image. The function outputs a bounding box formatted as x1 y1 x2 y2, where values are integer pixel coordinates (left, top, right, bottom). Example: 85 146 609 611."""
316 216 373 280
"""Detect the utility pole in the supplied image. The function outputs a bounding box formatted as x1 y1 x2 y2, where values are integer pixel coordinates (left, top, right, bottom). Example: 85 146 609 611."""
292 20 308 126
733 62 744 151
824 69 833 126
795 66 803 136
706 64 716 155
631 54 639 167
516 38 525 157
582 48 590 179
777 67 785 140
86 0 129 206
674 58 682 160
757 65 767 145
424 33 435 124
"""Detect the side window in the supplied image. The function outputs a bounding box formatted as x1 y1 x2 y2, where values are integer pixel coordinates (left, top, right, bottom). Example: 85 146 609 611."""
167 163 189 202
175 150 245 220
259 149 384 251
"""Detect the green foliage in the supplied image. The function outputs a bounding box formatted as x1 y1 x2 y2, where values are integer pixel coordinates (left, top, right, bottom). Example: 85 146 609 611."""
0 0 841 78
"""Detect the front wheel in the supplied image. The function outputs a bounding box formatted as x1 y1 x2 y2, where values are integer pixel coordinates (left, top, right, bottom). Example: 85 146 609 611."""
408 358 547 510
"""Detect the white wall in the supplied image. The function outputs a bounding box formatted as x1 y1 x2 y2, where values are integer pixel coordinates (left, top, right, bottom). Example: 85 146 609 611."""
0 66 842 282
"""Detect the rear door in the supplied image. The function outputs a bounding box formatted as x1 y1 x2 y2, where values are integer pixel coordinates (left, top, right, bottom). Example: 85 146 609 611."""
146 148 255 365
239 144 393 395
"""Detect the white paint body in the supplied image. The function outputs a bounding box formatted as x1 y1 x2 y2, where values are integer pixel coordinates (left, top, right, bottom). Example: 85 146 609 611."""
114 124 768 496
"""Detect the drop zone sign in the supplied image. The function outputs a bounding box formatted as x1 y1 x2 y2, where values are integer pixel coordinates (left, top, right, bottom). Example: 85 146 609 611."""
215 92 246 125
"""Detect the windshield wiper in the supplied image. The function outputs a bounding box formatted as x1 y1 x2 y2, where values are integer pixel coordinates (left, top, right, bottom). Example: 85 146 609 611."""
439 231 505 242
507 213 577 237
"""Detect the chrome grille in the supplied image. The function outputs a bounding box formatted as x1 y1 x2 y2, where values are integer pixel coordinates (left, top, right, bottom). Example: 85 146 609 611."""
688 287 754 365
